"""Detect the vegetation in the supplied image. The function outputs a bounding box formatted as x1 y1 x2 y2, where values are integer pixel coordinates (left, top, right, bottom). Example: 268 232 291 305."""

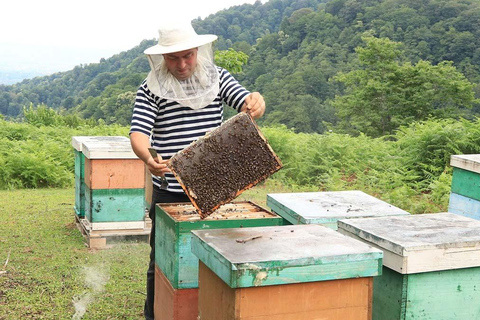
0 188 150 319
2 0 480 137
3 108 480 213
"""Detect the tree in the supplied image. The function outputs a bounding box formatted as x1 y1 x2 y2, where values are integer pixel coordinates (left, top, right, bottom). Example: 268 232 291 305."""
332 36 477 137
214 48 249 74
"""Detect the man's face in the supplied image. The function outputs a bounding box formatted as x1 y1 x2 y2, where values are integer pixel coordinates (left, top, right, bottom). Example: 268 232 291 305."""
163 48 198 80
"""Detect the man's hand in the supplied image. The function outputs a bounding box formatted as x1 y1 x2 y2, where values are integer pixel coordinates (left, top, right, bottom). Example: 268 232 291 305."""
241 92 265 119
130 132 170 177
147 153 170 177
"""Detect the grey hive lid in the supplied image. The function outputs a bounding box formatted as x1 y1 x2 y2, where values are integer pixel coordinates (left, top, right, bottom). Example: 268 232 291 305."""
267 190 410 225
71 136 129 152
338 212 480 274
450 154 480 173
191 224 383 288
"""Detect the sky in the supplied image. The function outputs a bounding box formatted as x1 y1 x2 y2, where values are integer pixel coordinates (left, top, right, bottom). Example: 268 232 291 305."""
0 0 262 80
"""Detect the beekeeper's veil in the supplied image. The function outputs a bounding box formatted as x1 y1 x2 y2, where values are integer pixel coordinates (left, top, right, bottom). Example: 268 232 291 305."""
144 21 219 110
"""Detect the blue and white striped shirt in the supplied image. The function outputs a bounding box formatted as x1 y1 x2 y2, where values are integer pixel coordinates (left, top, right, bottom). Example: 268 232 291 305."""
130 66 250 192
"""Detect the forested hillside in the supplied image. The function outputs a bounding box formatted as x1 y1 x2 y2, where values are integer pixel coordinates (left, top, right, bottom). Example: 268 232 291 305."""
1 0 480 136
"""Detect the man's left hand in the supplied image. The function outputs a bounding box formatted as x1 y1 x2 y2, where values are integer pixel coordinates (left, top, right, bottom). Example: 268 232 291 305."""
241 92 265 119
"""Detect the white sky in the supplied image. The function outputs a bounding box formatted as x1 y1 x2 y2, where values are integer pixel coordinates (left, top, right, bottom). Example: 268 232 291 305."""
0 0 262 74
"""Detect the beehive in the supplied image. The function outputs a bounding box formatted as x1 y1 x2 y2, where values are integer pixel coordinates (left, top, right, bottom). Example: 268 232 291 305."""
191 224 383 320
71 136 129 218
155 201 286 289
81 138 146 226
154 201 287 320
72 136 151 248
449 154 480 220
338 213 480 320
168 113 282 218
267 190 410 229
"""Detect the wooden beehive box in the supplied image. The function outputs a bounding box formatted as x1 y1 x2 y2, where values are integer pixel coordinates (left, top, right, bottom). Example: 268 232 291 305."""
71 136 130 219
167 113 282 218
81 138 146 226
155 201 286 290
338 212 480 320
191 224 383 320
267 190 410 229
154 265 198 320
449 154 480 220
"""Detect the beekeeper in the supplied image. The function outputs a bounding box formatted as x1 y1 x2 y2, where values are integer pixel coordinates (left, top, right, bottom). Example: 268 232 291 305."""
129 20 265 320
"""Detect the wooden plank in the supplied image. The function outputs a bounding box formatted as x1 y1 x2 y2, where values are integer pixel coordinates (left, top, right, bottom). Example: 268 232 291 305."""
81 137 137 159
154 265 198 320
145 165 153 208
74 150 85 178
372 266 408 320
451 167 480 201
85 187 146 223
404 266 480 320
373 265 480 320
448 192 480 220
155 202 285 289
198 261 373 320
84 158 145 189
71 136 129 152
74 174 86 218
338 212 480 273
267 191 410 228
191 224 382 288
75 215 150 249
450 154 480 174
167 113 282 218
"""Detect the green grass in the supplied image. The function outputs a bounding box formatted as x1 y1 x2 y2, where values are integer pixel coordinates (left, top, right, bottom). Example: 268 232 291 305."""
0 188 149 319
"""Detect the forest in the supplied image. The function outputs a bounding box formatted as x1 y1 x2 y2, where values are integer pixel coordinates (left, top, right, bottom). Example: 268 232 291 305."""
1 0 479 138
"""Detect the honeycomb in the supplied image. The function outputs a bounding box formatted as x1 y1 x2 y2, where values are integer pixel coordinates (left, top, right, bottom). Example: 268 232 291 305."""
167 113 283 218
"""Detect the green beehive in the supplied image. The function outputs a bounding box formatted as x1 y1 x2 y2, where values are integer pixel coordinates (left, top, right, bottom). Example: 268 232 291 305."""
71 136 132 219
338 213 480 320
191 224 382 320
155 201 287 289
449 154 480 220
267 190 410 229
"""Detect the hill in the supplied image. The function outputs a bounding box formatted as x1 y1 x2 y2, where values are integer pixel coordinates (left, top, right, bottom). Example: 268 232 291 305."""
1 0 479 135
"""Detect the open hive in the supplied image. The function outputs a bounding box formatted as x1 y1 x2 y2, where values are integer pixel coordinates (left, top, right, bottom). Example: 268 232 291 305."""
167 113 283 218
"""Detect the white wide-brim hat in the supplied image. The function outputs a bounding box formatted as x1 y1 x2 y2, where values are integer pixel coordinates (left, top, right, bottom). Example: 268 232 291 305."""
144 21 218 55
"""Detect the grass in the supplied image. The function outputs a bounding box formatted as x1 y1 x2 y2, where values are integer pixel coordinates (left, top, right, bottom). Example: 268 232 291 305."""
0 188 149 319
0 181 300 319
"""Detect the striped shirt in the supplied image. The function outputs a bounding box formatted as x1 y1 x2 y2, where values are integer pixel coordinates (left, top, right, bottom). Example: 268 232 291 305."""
130 66 250 192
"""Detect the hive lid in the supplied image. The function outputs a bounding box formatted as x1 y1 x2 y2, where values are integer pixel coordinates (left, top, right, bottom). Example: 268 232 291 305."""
167 113 283 218
71 136 129 152
450 154 480 173
267 191 409 226
338 212 480 274
80 137 138 159
191 224 383 288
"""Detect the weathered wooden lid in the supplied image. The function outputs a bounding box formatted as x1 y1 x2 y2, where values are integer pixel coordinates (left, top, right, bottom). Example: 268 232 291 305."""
168 113 282 218
71 136 129 152
451 154 480 173
76 136 138 159
338 212 480 274
267 191 410 226
191 224 382 288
